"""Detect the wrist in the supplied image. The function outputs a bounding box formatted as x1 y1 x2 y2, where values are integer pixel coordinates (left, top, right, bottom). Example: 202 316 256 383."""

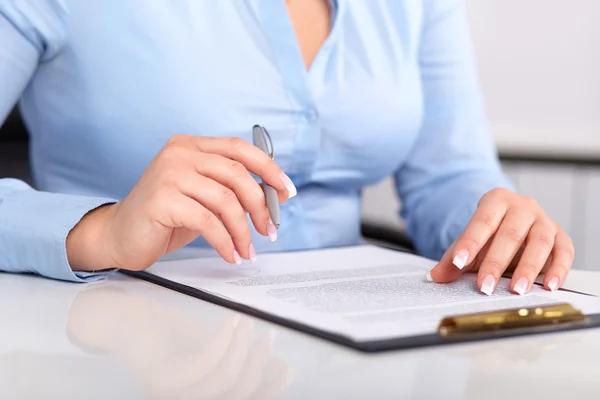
66 203 118 273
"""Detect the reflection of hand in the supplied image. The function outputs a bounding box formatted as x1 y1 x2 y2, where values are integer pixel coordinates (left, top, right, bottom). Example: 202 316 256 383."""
67 285 292 399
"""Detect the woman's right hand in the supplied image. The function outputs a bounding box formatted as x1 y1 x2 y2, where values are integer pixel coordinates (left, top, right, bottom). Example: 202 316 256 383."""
66 134 297 272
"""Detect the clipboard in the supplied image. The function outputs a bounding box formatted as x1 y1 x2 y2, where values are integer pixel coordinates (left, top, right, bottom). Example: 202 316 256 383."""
122 269 600 353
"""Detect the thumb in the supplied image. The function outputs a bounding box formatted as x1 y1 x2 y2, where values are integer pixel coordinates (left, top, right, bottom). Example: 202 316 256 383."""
430 239 491 283
428 241 465 283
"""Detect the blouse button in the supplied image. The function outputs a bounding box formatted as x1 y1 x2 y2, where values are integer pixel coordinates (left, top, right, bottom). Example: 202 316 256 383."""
301 109 319 125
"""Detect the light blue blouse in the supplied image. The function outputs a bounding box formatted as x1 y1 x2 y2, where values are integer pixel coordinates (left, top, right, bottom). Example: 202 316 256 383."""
0 0 512 282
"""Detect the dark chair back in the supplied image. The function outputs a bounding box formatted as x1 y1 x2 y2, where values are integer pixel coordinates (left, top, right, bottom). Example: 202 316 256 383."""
0 108 32 183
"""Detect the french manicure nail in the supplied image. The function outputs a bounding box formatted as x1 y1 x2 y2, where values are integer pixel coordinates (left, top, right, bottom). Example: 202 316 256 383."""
232 314 241 328
280 174 297 199
425 268 434 282
267 219 278 242
233 250 242 265
548 276 560 292
248 243 257 263
514 277 529 296
452 249 469 270
480 274 496 296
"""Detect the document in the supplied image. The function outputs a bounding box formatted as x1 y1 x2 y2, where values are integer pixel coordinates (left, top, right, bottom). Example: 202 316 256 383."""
146 245 600 342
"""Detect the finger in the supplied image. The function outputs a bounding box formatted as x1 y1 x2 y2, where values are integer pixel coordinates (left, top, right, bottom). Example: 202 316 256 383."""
194 153 272 238
166 194 238 264
449 192 509 271
477 207 536 295
194 316 254 399
248 357 293 400
428 241 462 283
509 220 556 295
224 329 276 400
177 173 254 260
158 314 241 392
429 239 492 284
543 230 574 292
193 136 297 202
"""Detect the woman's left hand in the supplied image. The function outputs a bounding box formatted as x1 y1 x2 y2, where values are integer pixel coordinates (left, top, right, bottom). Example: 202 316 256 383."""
428 188 574 296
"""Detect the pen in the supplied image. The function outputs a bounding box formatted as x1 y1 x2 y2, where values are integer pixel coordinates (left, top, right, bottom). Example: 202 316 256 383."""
252 125 280 229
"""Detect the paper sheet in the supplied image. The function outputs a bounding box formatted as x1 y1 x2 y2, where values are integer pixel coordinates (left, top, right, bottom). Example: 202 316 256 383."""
147 245 600 342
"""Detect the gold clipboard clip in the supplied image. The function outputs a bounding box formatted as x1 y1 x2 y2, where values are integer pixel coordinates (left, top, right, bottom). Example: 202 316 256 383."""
437 303 587 337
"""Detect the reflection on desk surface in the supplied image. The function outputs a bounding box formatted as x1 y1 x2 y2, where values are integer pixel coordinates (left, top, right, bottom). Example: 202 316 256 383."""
1 271 600 399
0 274 290 399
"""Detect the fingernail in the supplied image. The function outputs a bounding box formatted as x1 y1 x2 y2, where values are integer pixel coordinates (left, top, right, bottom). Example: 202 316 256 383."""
548 276 560 292
267 219 278 242
280 174 297 199
233 250 242 265
248 243 257 263
514 277 529 296
480 274 496 296
425 268 434 282
232 314 241 328
452 249 469 270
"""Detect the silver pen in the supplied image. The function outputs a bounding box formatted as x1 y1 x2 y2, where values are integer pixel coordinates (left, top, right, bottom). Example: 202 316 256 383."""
252 125 280 228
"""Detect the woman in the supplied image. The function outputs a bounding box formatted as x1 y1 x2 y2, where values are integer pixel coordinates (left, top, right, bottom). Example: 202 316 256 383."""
0 0 573 295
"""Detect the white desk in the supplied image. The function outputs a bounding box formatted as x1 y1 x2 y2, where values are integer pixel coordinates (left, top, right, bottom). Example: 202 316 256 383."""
1 270 600 399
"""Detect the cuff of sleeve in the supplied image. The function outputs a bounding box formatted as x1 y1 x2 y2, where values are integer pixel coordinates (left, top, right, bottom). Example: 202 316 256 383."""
0 188 119 283
72 269 118 282
54 199 119 283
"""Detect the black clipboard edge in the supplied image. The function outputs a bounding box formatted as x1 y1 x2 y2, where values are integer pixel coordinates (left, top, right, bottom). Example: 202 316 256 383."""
121 270 600 353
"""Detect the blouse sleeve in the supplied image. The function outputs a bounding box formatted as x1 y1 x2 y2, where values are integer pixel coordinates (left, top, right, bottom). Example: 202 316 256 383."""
394 0 514 260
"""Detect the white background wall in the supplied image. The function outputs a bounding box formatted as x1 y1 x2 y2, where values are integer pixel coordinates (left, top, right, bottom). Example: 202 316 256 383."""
362 0 600 270
468 0 600 156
